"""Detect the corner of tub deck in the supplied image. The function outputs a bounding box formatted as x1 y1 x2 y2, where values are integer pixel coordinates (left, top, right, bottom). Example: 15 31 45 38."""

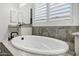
72 32 79 36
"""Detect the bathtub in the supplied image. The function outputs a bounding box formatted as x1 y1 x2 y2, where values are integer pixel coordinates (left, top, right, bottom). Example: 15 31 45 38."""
11 35 69 56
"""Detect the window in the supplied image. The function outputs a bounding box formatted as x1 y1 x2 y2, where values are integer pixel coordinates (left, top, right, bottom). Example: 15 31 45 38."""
33 3 72 23
49 3 72 21
33 3 47 22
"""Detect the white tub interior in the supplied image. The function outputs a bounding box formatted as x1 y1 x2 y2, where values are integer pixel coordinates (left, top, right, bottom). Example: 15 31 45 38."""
11 35 69 55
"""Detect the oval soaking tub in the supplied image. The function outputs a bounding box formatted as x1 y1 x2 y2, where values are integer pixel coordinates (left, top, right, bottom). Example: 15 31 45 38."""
11 35 69 56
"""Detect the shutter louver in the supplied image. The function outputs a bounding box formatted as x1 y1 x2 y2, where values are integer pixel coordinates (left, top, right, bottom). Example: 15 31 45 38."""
34 3 47 22
49 3 72 21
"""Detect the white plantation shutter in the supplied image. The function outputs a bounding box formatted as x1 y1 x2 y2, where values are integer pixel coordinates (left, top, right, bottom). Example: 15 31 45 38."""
34 3 47 22
49 3 72 21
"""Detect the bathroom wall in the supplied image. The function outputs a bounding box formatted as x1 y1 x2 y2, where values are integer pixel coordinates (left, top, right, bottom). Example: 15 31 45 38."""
19 3 32 24
0 3 19 42
18 3 32 35
0 4 8 41
19 25 32 35
8 4 19 39
32 26 79 55
8 3 32 39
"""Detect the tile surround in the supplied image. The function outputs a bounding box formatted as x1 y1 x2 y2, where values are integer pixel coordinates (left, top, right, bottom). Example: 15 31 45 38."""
32 26 79 55
0 42 13 56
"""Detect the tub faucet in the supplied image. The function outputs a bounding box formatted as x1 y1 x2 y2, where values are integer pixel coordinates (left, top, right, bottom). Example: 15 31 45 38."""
8 32 18 41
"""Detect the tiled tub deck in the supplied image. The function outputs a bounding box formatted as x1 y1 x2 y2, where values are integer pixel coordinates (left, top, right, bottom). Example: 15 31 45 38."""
0 42 13 56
